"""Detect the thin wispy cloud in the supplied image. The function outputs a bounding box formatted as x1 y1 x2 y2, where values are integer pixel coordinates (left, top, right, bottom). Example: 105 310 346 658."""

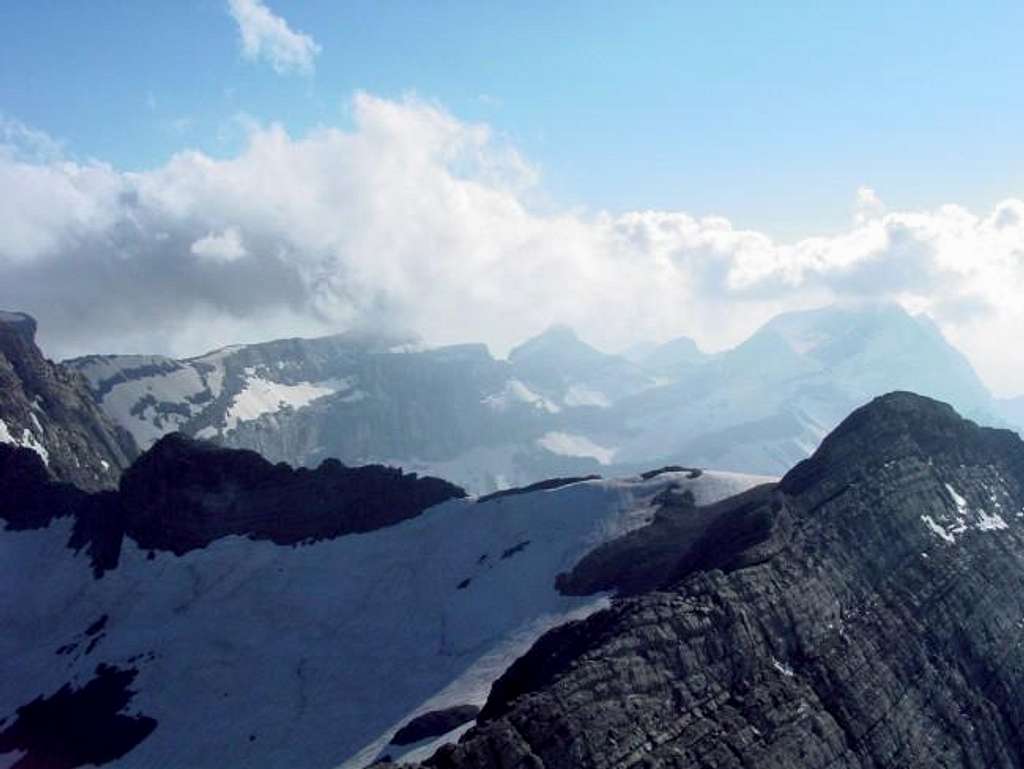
0 95 1022 396
227 0 321 75
0 116 65 163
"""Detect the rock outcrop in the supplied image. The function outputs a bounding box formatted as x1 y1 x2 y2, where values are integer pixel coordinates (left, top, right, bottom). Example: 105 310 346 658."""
120 433 467 554
0 430 466 574
390 706 481 747
395 392 1024 769
0 311 136 490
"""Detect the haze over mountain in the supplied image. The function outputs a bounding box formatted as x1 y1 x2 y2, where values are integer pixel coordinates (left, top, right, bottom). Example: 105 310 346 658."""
3 3 1024 768
66 302 1013 493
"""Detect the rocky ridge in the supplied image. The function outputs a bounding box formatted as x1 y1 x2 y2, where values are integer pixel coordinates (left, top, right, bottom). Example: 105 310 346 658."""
0 433 767 767
393 392 1024 769
0 431 465 575
120 433 466 555
0 311 136 490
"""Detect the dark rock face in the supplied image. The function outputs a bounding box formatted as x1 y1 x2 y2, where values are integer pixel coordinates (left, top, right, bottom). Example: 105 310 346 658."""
0 311 136 490
555 482 778 597
0 664 157 769
397 392 1024 769
120 433 466 554
1 430 465 572
476 475 601 504
0 443 124 576
639 466 702 480
391 706 481 746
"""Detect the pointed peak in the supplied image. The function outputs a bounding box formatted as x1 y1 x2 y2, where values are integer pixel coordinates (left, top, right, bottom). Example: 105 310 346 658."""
780 391 1016 496
0 310 37 342
509 324 598 362
527 324 581 345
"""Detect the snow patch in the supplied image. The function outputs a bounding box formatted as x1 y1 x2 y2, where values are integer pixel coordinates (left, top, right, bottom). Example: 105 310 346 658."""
537 432 616 465
563 384 611 409
336 388 368 404
921 514 956 544
224 373 344 430
976 509 1009 531
0 418 49 466
483 380 560 414
945 483 969 515
924 481 1012 542
772 657 795 677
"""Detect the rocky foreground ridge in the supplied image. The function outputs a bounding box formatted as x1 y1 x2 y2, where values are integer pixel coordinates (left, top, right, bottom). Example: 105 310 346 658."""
392 392 1024 768
0 311 136 490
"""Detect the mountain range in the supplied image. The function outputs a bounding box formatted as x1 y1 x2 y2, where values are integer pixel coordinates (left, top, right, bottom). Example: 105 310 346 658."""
3 307 1024 768
66 302 1017 494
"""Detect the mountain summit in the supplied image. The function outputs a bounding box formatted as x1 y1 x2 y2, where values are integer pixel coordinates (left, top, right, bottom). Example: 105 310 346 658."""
394 391 1024 768
0 311 136 490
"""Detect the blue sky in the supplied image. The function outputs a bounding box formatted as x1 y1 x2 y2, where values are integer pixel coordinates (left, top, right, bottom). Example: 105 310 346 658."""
3 1 1023 236
2 1 1024 395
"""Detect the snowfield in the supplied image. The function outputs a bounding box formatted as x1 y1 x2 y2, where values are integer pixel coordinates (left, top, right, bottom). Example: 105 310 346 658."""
223 372 349 431
0 469 771 769
0 417 49 466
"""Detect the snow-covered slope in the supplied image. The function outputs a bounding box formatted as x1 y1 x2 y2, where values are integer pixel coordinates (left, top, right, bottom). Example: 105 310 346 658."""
66 303 1004 489
0 450 770 768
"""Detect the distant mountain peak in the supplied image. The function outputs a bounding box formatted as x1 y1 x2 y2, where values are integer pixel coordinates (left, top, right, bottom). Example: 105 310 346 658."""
0 310 36 334
0 310 39 363
509 324 591 360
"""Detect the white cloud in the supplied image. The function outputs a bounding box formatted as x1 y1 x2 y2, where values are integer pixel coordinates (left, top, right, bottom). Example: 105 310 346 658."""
0 93 1023 396
0 116 65 162
854 185 885 224
191 227 247 261
227 0 321 75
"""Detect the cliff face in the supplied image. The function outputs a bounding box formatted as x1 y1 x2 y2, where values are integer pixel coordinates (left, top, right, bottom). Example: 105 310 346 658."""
0 311 136 490
400 392 1024 769
0 430 467 577
119 433 467 555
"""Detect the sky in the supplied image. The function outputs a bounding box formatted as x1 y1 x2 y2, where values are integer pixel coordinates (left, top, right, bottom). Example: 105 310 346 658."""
1 1 1023 395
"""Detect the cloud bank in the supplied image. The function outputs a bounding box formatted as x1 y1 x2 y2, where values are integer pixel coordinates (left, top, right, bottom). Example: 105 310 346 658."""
227 0 321 75
0 95 1022 395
